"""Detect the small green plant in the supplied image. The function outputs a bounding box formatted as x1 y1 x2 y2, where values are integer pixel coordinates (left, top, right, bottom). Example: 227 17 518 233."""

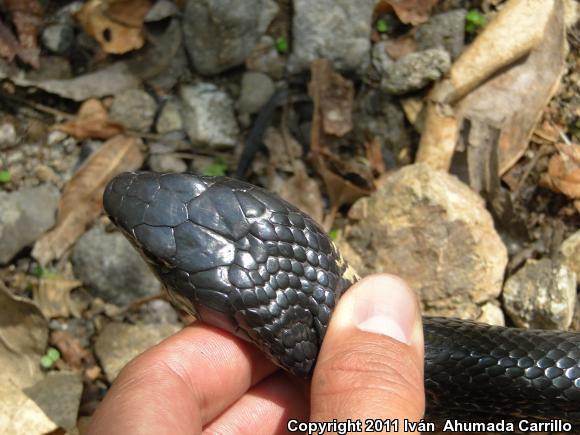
466 9 486 33
375 18 389 34
204 158 227 177
328 229 338 240
0 170 11 183
40 347 61 369
275 36 288 54
32 265 58 279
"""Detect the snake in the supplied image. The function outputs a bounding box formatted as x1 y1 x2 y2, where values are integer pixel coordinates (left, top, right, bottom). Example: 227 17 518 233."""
103 171 580 423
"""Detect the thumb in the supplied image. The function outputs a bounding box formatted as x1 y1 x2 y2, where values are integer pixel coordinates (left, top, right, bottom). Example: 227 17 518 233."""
310 274 425 426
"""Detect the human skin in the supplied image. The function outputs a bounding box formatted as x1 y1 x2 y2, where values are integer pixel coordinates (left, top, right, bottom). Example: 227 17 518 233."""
86 274 425 434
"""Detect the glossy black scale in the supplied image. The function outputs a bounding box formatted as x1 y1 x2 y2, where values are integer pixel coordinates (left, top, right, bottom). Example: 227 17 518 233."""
104 172 580 423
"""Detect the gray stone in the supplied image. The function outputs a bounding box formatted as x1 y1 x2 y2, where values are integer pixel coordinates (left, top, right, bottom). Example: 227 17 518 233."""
416 10 467 60
561 230 580 279
23 372 83 431
148 154 188 173
288 0 375 73
503 259 576 330
95 322 181 382
371 41 394 73
156 99 183 134
237 71 275 114
345 163 507 319
71 226 162 306
476 302 505 327
110 89 157 132
0 184 59 264
380 48 451 95
179 83 239 148
0 120 17 150
145 0 180 22
41 24 75 54
183 0 278 75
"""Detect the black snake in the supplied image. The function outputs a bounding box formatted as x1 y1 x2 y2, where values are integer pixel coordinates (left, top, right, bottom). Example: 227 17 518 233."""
103 171 580 423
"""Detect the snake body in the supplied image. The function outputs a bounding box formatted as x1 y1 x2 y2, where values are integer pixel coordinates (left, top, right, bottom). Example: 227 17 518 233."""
103 172 580 422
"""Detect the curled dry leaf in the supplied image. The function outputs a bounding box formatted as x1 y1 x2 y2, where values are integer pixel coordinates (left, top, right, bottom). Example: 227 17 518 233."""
76 0 152 54
55 98 125 140
540 142 580 200
4 0 42 68
0 19 19 62
0 282 48 389
51 330 93 371
32 135 144 265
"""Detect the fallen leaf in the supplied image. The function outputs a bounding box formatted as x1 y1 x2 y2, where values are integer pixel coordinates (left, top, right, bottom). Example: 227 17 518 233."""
383 34 417 60
0 19 19 62
0 383 57 434
50 330 93 371
383 0 437 25
32 135 144 264
0 282 48 389
365 136 386 176
55 99 125 140
76 0 152 54
33 278 82 319
4 0 42 68
540 142 580 200
263 127 302 173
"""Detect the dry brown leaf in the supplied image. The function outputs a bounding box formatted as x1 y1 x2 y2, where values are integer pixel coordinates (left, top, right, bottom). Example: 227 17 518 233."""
540 142 580 199
32 135 144 265
51 330 93 371
33 278 82 319
263 127 303 173
0 19 19 62
107 0 153 27
76 0 152 54
383 34 417 60
5 0 42 68
309 60 354 138
365 136 386 176
384 0 437 25
55 99 125 140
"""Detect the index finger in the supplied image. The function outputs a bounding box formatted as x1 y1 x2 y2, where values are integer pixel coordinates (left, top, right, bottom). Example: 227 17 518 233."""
87 323 278 434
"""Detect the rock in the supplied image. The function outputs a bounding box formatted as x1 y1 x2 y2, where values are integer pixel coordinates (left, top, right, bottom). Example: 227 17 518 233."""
148 154 188 173
416 10 467 60
94 322 181 382
476 302 505 326
345 163 508 318
71 226 161 306
0 120 17 150
237 72 275 114
503 259 576 330
561 230 580 279
23 371 83 432
380 48 451 95
145 0 180 22
183 0 278 75
141 300 180 324
0 184 60 264
156 99 183 134
41 23 75 54
288 0 375 73
245 36 287 79
110 89 157 132
180 83 239 148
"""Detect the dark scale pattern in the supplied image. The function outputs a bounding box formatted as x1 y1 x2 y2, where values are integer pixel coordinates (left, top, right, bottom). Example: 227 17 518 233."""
104 172 580 422
104 172 352 377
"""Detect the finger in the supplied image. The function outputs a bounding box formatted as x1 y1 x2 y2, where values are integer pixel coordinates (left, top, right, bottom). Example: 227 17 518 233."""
203 372 309 435
310 274 425 428
86 323 278 435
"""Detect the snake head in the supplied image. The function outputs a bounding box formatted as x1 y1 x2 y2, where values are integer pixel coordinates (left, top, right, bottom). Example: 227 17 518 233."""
103 171 352 377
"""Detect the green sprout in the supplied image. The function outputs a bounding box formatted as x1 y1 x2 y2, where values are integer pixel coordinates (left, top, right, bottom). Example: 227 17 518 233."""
275 36 288 54
203 158 227 177
465 9 486 33
32 265 58 279
328 229 338 240
0 170 11 183
40 347 61 369
375 18 389 34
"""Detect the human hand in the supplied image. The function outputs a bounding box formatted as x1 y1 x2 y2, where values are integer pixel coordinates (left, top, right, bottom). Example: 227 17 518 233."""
86 274 425 434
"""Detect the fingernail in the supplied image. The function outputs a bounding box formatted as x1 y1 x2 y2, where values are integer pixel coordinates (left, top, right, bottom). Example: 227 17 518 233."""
354 276 422 345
